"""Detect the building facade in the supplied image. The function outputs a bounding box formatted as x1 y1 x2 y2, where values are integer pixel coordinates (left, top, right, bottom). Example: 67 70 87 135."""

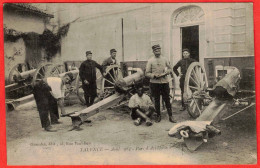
49 3 254 87
4 3 254 88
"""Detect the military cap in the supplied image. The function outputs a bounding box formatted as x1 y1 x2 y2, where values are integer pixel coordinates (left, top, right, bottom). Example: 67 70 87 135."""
182 48 190 53
152 44 161 50
86 51 92 55
110 49 117 53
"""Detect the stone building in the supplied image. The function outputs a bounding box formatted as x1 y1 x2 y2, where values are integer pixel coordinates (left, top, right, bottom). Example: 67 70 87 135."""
4 3 254 88
48 3 254 87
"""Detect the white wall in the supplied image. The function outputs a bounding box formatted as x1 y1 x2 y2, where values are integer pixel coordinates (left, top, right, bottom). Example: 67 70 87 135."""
51 3 254 63
58 4 151 64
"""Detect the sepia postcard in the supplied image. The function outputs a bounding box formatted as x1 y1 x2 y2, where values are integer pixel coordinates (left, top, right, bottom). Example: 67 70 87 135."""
2 2 257 166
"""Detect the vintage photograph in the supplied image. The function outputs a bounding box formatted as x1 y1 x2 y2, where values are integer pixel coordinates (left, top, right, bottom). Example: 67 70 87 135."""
4 3 256 165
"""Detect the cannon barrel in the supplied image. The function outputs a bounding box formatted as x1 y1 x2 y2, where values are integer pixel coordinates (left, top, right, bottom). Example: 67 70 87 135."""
115 68 143 87
58 69 79 77
70 69 144 126
18 69 37 79
114 68 143 93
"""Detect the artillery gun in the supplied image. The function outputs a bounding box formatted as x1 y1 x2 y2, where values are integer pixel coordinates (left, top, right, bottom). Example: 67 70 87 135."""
68 68 145 128
5 62 63 110
5 61 128 111
169 62 255 151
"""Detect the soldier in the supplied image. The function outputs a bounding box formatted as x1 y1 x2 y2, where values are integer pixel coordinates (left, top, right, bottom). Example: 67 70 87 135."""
128 86 154 126
79 51 104 107
102 49 118 88
102 49 118 67
33 73 74 132
145 44 177 123
173 48 197 111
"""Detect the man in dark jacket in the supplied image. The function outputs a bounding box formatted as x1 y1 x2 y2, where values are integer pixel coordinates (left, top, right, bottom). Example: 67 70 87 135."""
102 49 118 67
173 48 197 111
102 49 118 88
79 51 104 107
33 73 74 132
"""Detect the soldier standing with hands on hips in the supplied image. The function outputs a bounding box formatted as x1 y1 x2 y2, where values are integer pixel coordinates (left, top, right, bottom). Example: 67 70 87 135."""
145 44 177 123
173 48 197 111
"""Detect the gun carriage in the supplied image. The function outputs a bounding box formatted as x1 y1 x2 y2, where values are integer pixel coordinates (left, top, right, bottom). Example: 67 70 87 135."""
169 62 255 151
5 62 65 110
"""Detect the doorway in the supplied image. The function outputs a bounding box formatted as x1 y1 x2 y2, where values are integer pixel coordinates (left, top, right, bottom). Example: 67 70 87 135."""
181 25 199 61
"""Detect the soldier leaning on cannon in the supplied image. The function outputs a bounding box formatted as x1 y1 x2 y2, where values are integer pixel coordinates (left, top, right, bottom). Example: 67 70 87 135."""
145 44 177 123
173 48 197 111
33 73 74 132
79 51 105 107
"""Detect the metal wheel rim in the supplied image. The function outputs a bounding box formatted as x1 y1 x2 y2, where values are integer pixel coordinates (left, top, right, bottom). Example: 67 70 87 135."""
101 65 123 99
8 63 29 84
184 62 208 118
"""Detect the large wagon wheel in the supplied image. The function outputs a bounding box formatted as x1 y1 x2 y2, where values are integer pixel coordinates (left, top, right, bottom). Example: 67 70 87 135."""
101 65 123 99
169 76 175 104
75 74 85 104
8 63 30 84
49 64 77 99
184 62 208 118
32 63 55 86
48 64 65 77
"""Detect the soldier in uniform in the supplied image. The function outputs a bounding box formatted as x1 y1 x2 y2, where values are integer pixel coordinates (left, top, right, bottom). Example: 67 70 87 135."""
79 51 104 107
33 73 74 132
102 49 118 67
173 48 197 111
102 49 118 88
145 44 177 123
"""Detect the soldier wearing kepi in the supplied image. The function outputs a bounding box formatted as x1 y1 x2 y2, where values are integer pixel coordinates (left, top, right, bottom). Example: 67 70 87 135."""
102 49 118 67
145 44 177 123
79 51 104 107
102 49 118 88
173 48 197 111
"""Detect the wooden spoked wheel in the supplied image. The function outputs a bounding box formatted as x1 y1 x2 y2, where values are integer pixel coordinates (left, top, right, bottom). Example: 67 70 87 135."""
75 69 104 104
169 76 175 104
184 62 208 118
75 74 85 104
48 64 65 77
49 64 75 99
101 65 123 99
45 64 80 100
32 63 54 86
8 63 30 84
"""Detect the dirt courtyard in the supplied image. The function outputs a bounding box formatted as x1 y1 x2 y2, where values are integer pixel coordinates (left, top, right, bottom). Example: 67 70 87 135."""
6 97 257 165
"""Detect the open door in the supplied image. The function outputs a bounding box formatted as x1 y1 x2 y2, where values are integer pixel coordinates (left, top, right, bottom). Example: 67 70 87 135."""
181 25 199 61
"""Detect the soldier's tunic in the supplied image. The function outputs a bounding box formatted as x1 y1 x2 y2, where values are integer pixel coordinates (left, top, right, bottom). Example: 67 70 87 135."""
102 57 118 87
33 77 64 129
102 57 117 67
146 56 173 117
79 60 103 106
